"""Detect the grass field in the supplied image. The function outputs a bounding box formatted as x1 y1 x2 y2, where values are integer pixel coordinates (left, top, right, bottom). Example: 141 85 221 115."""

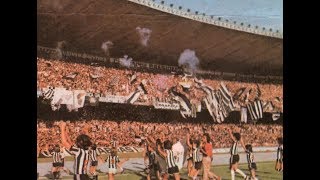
39 161 282 180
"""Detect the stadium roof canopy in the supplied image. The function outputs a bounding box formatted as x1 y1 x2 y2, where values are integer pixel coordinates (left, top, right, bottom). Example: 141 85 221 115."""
37 0 283 76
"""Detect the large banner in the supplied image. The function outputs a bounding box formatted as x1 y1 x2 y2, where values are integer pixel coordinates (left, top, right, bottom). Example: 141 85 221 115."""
60 90 73 105
73 90 86 109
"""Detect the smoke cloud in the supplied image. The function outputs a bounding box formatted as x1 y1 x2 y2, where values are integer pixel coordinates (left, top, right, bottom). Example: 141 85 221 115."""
119 55 133 68
54 41 66 59
178 49 200 74
101 41 113 55
136 27 152 47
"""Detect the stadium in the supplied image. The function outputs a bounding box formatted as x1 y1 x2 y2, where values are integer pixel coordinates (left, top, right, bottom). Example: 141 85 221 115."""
37 0 283 179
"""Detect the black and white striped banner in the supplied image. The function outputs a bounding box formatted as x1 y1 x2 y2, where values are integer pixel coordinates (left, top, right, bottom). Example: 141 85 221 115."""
169 87 192 118
247 99 263 121
218 82 235 111
127 83 148 104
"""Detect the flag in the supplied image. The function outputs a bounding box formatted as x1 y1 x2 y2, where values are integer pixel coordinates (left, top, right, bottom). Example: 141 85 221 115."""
263 101 275 112
246 99 263 121
233 87 246 101
50 88 66 111
169 87 192 112
240 106 248 123
129 73 137 85
60 90 73 105
127 91 142 104
217 82 235 111
244 88 252 102
138 82 148 94
256 84 262 98
194 77 203 85
274 97 282 103
42 86 55 100
169 87 192 118
272 112 281 121
127 83 147 104
197 81 222 123
73 90 86 109
37 90 42 98
203 90 220 123
63 72 78 80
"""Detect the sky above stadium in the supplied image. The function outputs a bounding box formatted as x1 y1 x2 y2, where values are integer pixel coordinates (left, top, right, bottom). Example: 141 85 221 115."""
154 0 283 32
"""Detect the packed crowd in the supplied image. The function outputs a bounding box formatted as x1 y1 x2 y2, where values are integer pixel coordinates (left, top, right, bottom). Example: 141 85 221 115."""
37 58 283 111
37 119 282 154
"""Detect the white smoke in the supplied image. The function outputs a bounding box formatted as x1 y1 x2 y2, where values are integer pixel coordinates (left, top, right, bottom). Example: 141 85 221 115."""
54 41 66 59
101 41 113 55
178 49 200 74
136 27 152 47
119 55 133 68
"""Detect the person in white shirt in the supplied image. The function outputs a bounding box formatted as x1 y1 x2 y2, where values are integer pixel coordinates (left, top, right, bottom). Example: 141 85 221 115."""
172 136 185 170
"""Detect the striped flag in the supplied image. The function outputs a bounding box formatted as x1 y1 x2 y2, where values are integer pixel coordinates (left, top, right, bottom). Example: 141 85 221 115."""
246 99 263 121
274 97 282 103
218 82 235 111
263 101 275 112
196 81 226 123
215 82 235 122
203 89 220 123
127 83 147 104
169 87 192 118
256 84 262 98
42 87 55 100
233 87 246 101
127 90 142 104
129 73 137 85
244 88 252 102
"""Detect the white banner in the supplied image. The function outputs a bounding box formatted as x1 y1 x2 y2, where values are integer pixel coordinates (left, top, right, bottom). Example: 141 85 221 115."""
153 101 180 110
60 90 74 105
50 88 67 110
73 90 86 109
99 95 127 103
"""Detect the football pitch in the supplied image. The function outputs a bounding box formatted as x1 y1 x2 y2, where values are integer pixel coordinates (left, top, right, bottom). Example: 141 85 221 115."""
38 161 282 180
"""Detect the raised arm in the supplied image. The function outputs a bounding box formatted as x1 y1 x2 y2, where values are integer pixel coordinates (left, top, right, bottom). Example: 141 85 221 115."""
228 128 236 142
59 121 72 150
240 137 246 151
186 132 192 148
65 124 73 146
147 135 156 145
